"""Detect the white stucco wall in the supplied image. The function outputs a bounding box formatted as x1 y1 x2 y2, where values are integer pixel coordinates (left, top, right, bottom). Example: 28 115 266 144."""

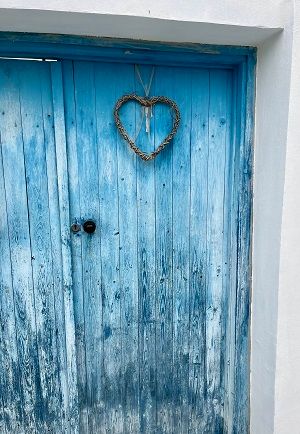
273 2 300 432
0 1 283 45
252 19 294 434
0 1 298 433
0 0 286 27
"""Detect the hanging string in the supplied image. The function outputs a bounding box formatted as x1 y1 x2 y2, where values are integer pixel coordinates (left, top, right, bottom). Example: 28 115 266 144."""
134 65 155 138
135 65 155 97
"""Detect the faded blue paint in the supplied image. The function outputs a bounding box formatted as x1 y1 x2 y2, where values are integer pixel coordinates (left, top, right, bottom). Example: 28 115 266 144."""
0 35 255 433
0 32 253 66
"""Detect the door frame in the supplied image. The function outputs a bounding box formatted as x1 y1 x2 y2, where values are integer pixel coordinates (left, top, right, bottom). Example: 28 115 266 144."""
0 32 256 432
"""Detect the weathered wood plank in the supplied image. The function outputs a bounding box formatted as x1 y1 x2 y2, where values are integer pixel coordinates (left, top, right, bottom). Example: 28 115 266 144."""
41 62 71 434
135 65 157 434
232 57 254 434
115 64 140 434
205 69 231 433
72 60 104 433
94 62 124 434
0 32 253 66
62 59 87 433
0 60 40 433
0 400 5 434
0 76 23 433
168 67 193 434
50 61 79 433
223 69 238 434
154 66 174 434
18 60 62 433
188 68 210 433
220 75 234 433
221 71 236 434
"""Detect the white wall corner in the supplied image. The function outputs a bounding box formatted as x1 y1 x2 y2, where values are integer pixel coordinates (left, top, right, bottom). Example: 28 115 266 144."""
273 1 300 432
251 1 295 433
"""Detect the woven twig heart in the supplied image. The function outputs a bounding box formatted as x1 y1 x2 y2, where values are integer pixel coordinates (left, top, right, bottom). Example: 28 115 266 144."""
114 94 180 161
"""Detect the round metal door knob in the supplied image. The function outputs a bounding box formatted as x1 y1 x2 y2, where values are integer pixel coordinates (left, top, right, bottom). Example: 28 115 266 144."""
83 220 96 234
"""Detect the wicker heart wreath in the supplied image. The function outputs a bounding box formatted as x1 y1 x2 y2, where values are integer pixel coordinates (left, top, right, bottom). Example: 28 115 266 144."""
114 94 180 161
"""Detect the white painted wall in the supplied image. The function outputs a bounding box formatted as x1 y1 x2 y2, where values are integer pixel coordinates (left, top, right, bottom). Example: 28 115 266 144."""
273 2 300 432
0 1 298 433
0 1 282 45
252 21 293 434
0 0 286 28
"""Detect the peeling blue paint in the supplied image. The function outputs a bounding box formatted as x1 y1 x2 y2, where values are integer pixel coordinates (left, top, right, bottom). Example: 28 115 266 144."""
0 35 254 433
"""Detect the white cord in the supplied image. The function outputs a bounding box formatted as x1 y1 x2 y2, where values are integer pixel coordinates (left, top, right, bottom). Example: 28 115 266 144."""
135 65 155 138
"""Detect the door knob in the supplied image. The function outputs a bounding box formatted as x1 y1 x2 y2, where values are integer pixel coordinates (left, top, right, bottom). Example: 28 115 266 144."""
83 220 96 234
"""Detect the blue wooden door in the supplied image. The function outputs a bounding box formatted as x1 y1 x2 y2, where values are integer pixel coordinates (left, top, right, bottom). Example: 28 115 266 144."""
0 57 250 433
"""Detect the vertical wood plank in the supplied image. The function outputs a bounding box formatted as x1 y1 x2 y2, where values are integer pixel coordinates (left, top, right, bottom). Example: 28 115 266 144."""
136 65 157 434
223 69 238 434
115 64 140 434
154 66 174 434
220 71 237 432
72 61 103 433
188 68 210 433
0 401 5 434
94 62 124 434
18 60 62 433
205 69 231 433
220 74 233 434
0 86 23 433
165 67 193 434
0 60 40 433
41 63 72 434
62 60 88 433
232 57 255 434
51 61 79 433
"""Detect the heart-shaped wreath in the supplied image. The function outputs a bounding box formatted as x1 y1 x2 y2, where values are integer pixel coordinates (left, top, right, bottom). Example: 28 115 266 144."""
114 94 180 161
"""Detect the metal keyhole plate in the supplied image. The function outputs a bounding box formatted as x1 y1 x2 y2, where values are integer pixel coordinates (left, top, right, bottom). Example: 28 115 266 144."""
71 223 81 233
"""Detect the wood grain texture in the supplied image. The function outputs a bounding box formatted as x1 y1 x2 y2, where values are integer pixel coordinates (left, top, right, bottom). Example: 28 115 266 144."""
205 69 232 433
72 61 104 433
0 84 23 434
94 62 124 434
0 32 252 69
0 58 78 434
171 67 192 434
154 66 174 434
223 68 237 434
18 61 63 433
232 57 255 434
40 63 71 433
0 51 254 433
114 65 140 434
135 65 157 434
51 61 79 433
188 68 210 434
62 59 88 433
0 60 40 433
